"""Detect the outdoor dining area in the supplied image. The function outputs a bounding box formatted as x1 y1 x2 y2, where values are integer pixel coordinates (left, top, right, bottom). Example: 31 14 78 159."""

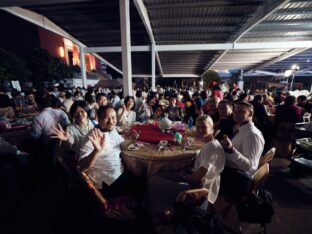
1 0 312 234
0 84 311 234
121 121 202 177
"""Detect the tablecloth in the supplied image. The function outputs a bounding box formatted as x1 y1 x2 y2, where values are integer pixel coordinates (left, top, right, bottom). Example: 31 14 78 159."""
130 123 181 143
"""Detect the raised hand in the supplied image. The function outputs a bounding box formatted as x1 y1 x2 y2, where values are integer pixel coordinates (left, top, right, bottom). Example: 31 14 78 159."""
50 123 70 141
219 134 233 150
122 103 127 111
88 128 106 151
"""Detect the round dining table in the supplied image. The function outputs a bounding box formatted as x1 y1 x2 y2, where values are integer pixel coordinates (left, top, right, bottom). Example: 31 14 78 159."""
120 123 203 177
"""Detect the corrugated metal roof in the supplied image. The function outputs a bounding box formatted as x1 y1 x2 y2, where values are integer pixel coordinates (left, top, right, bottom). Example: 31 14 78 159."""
159 51 215 74
265 48 312 71
235 0 312 74
1 0 312 77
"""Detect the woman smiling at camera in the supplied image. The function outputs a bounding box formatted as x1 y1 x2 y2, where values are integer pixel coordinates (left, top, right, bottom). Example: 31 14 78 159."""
51 100 96 154
117 96 136 126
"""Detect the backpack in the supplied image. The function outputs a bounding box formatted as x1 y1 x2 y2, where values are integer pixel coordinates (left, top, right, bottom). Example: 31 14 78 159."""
236 189 274 224
173 202 224 234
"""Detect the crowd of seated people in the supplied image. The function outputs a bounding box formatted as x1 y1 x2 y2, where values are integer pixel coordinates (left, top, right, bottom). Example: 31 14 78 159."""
2 82 312 230
0 88 39 120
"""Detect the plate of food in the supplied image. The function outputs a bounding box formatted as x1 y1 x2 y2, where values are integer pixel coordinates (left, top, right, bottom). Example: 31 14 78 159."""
127 144 140 151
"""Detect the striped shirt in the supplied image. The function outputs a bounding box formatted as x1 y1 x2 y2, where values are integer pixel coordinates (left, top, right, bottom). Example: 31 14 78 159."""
79 128 124 188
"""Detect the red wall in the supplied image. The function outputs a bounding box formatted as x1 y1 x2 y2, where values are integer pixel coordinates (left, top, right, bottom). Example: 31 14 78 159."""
38 28 65 62
38 27 101 71
95 57 102 71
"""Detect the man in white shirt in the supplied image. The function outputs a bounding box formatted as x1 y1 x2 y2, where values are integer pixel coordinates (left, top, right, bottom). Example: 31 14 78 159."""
219 101 264 203
62 91 74 113
31 94 70 174
110 90 121 108
31 95 70 146
79 105 143 198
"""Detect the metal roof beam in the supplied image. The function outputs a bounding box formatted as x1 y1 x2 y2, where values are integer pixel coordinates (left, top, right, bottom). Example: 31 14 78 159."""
134 0 163 75
84 46 150 53
153 26 238 31
152 16 253 23
157 44 232 51
233 41 312 49
274 9 312 16
84 41 312 53
152 22 242 28
249 27 312 32
147 1 264 10
254 70 280 76
155 34 229 40
161 74 201 78
262 19 312 25
244 47 309 74
158 41 312 51
133 74 202 78
275 11 312 16
290 0 312 2
204 0 291 72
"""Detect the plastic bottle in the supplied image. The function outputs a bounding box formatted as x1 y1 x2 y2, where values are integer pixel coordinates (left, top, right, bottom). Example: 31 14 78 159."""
174 131 183 144
187 116 193 129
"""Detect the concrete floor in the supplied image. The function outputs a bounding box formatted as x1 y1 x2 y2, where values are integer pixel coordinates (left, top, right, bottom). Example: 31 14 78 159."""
241 158 312 234
1 157 311 234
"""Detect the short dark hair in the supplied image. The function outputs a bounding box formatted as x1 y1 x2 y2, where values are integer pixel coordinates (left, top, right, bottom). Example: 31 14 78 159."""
253 94 263 102
35 91 49 109
97 105 115 119
170 94 178 99
284 96 296 106
136 90 142 98
65 91 72 99
297 95 307 102
235 101 254 112
85 92 94 104
147 93 156 104
51 95 62 109
218 99 233 108
124 96 135 110
96 93 107 102
70 100 90 118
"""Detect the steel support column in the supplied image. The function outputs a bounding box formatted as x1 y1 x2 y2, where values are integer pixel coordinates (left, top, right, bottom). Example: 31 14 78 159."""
151 43 156 91
119 0 132 97
79 46 87 89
